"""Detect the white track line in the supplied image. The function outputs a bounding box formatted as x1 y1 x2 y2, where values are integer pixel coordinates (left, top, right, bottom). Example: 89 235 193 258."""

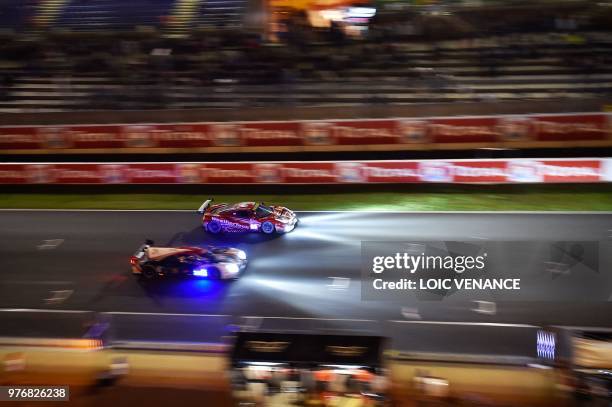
106 311 229 318
3 281 74 286
552 325 612 332
0 309 608 331
3 157 607 164
0 308 90 314
387 320 537 328
241 316 377 322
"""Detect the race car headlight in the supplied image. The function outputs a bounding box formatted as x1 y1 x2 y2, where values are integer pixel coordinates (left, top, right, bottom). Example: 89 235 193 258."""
226 263 239 275
250 224 258 230
236 250 247 260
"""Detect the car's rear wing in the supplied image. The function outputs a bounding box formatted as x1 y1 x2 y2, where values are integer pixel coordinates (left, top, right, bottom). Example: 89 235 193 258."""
131 241 152 264
197 199 213 214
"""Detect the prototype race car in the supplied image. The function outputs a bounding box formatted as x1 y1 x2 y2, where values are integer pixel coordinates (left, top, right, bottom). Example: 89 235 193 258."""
130 240 247 280
197 199 298 234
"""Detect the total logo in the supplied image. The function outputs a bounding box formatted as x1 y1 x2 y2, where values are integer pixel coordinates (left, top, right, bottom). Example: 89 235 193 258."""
336 162 365 183
507 161 542 183
419 161 452 182
39 127 70 149
498 117 532 141
397 120 428 143
177 164 202 184
302 122 332 145
26 164 53 183
211 124 240 147
103 164 128 184
123 126 155 148
255 163 282 183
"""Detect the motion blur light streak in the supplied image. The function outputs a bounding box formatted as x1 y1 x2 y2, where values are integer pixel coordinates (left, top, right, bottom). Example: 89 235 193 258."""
293 212 457 242
247 276 391 320
285 226 359 247
247 362 284 366
296 212 361 226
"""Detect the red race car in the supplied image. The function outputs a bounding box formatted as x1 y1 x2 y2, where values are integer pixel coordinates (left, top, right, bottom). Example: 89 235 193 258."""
130 240 247 280
197 199 298 234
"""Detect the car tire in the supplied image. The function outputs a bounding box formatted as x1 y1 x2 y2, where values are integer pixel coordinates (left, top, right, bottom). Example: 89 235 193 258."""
261 221 276 234
141 265 157 280
206 220 222 234
208 267 221 280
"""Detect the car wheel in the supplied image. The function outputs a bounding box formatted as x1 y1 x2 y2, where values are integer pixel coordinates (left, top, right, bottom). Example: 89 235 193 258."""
141 265 157 280
208 267 221 279
261 221 276 234
206 220 222 234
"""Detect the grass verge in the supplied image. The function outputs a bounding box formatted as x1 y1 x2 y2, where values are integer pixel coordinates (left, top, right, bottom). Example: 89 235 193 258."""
1 185 611 211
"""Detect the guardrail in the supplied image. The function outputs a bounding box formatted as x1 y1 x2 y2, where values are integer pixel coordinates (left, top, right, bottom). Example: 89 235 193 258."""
0 112 610 154
0 158 608 184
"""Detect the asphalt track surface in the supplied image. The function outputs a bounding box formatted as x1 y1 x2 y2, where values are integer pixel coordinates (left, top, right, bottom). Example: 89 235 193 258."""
1 210 611 355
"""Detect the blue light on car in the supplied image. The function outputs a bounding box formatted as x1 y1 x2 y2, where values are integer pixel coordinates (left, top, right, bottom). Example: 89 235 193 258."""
193 268 208 277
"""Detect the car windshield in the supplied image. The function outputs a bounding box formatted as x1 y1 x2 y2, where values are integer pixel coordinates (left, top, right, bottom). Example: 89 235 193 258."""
254 204 273 218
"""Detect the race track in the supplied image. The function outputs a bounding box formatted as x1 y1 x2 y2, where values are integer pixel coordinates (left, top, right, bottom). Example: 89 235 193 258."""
1 210 611 354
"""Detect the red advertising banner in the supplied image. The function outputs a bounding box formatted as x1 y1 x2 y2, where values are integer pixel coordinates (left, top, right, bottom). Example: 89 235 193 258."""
538 160 601 183
201 163 257 184
0 159 606 185
0 113 609 151
126 164 180 184
0 164 30 183
130 124 213 149
428 117 503 143
358 161 421 183
50 164 107 183
531 114 610 142
65 125 124 149
0 127 40 149
278 162 337 183
239 122 303 147
450 160 508 183
322 120 402 145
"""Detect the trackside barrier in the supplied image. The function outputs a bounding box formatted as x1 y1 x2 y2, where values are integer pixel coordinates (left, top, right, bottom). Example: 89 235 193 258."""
0 310 571 365
0 112 610 153
0 158 610 184
2 311 603 404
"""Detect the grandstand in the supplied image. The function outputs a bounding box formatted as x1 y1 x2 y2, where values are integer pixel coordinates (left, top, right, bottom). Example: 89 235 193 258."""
0 0 36 33
0 0 248 33
0 1 610 112
0 31 611 112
